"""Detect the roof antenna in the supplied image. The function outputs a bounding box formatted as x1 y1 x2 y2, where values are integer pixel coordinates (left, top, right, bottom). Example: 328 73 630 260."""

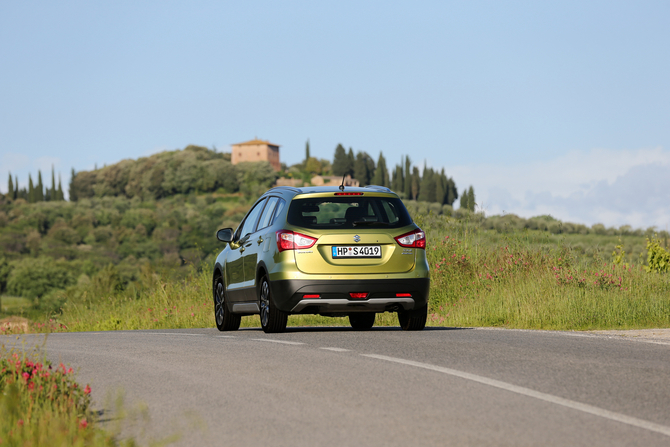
339 173 346 191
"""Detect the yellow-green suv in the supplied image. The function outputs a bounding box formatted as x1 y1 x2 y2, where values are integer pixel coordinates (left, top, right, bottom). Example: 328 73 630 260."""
213 185 430 333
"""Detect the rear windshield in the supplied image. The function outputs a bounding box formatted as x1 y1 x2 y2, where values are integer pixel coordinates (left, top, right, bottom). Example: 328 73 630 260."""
287 197 412 230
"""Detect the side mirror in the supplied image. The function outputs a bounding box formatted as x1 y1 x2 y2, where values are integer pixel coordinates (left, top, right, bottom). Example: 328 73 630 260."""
216 228 234 243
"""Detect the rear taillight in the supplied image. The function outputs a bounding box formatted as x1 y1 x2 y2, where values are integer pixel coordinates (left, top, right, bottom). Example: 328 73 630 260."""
394 228 426 249
396 293 412 297
276 230 317 252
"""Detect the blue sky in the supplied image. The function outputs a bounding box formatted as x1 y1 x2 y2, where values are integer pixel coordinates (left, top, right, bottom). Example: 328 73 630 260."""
1 1 669 228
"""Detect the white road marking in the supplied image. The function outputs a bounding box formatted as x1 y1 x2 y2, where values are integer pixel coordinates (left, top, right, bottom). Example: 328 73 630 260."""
252 338 305 345
320 347 350 352
362 353 670 438
149 333 204 336
215 335 237 338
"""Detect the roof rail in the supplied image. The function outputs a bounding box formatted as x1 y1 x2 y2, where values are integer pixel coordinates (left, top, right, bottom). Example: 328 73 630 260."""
268 186 303 194
364 185 392 193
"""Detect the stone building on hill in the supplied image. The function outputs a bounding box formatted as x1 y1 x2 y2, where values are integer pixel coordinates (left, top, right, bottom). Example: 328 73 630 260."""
231 139 281 171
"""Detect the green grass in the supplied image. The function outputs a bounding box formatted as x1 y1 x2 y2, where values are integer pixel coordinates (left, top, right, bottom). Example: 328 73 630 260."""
3 212 669 334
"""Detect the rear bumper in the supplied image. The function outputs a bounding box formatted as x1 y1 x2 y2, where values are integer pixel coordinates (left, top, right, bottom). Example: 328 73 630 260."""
269 278 430 314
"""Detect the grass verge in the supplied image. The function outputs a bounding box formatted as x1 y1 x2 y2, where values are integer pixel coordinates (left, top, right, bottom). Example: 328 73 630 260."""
4 213 669 333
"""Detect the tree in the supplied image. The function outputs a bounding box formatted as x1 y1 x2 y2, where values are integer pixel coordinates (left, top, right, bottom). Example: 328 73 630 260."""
28 174 35 203
332 144 352 176
411 166 420 200
69 168 78 201
305 139 310 163
403 156 411 199
36 170 44 201
354 151 375 186
47 166 56 201
436 169 446 205
460 185 476 211
305 157 322 174
347 148 355 174
418 165 436 202
467 186 476 211
371 152 390 187
7 172 14 200
57 174 64 200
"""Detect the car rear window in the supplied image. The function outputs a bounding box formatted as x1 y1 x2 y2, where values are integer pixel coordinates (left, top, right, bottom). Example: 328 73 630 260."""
287 197 412 229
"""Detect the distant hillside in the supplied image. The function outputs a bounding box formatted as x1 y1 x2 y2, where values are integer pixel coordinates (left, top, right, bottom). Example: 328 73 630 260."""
69 145 277 201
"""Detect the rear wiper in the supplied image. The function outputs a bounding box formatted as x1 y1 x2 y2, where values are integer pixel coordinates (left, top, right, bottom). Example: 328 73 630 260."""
352 221 390 227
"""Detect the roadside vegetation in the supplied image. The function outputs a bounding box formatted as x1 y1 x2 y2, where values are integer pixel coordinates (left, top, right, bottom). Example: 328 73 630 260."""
1 144 669 333
0 341 118 446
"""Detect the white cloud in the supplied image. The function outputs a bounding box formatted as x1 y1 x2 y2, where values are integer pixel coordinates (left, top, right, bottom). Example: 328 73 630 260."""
445 147 670 229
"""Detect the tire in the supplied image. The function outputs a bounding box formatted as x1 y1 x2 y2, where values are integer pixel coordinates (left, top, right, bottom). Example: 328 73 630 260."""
349 312 376 330
398 304 427 331
214 275 241 331
259 275 288 333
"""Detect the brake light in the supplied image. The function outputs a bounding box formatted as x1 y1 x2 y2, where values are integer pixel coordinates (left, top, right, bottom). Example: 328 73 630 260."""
349 292 369 299
396 293 412 297
303 294 320 298
276 230 317 252
394 229 426 249
334 192 363 195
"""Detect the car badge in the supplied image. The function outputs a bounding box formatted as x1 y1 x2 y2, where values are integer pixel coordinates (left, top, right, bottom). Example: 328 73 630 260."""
353 235 360 242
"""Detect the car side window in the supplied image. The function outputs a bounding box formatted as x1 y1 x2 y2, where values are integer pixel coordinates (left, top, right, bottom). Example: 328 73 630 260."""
271 198 287 225
257 197 279 231
237 199 266 239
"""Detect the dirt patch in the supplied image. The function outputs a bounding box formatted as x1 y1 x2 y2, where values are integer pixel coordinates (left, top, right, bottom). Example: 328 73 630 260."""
0 316 31 333
587 328 670 342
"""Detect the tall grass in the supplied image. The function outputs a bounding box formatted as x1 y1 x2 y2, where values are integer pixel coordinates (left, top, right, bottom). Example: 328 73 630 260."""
416 213 670 330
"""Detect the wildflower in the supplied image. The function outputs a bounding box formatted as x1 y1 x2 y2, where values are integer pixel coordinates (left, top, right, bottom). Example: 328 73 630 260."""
79 419 88 429
17 420 24 427
22 372 30 382
84 384 91 394
191 313 195 317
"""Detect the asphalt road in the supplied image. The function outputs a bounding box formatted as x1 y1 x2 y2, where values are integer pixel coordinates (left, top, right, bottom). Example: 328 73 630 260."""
6 327 670 446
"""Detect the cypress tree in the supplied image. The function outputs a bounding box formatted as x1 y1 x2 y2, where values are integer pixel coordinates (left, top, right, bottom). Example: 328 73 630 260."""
14 176 19 200
305 140 310 164
411 166 420 200
7 172 13 200
69 168 78 202
403 156 411 199
332 144 350 176
48 166 56 201
57 174 64 201
468 186 476 211
347 148 355 174
28 174 35 203
372 152 389 187
447 178 458 206
436 169 446 205
354 152 369 186
36 170 44 201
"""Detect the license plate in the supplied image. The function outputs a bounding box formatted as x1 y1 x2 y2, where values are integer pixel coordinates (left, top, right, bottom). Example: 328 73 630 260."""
332 245 381 258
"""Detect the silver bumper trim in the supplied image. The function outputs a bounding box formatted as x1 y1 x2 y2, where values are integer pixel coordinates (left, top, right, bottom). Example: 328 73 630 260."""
290 298 414 313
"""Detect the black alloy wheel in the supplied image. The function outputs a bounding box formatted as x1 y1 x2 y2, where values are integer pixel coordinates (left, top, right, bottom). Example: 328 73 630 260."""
398 304 427 331
348 312 376 330
214 275 241 331
259 275 288 333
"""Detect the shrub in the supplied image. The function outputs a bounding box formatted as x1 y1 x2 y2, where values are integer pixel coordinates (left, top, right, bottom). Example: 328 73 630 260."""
644 237 670 273
6 257 74 299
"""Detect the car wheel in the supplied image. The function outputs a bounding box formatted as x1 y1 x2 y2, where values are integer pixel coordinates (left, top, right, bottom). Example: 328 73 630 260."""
259 275 288 333
214 275 241 331
398 304 427 331
349 312 376 330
